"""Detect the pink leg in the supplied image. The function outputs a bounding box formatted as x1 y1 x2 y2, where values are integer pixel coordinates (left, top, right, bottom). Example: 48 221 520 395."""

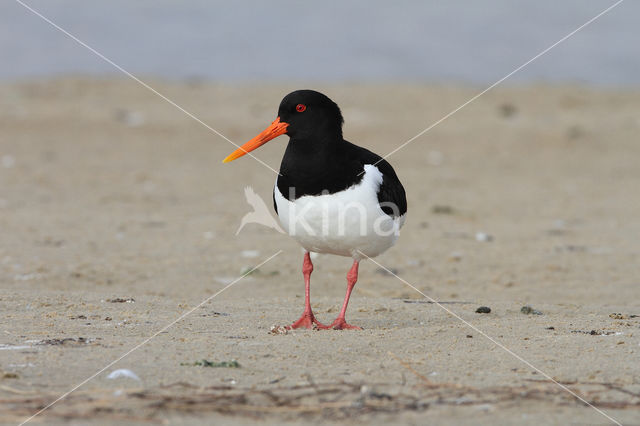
327 260 362 330
287 252 327 329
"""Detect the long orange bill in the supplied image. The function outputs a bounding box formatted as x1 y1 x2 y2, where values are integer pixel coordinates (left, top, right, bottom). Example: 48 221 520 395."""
222 117 289 163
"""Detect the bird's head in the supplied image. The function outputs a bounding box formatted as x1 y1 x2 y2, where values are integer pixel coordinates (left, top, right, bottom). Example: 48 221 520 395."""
223 90 343 163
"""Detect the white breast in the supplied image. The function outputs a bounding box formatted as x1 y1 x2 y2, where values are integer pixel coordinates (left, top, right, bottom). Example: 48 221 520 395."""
274 165 405 260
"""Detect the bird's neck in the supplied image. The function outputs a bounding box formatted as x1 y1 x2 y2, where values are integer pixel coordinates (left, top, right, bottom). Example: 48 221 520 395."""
277 135 346 199
281 135 341 174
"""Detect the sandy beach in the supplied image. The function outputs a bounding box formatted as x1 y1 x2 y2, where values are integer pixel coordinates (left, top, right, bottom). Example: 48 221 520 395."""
0 78 639 425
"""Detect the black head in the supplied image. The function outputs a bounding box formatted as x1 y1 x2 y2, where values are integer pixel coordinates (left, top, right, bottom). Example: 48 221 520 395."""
222 90 344 163
278 90 344 140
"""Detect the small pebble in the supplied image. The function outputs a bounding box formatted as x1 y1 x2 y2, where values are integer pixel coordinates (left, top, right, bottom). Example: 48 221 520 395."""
475 232 493 242
498 103 517 118
521 305 543 315
241 250 260 258
114 109 145 127
475 306 491 314
449 251 463 262
432 205 454 214
375 267 399 276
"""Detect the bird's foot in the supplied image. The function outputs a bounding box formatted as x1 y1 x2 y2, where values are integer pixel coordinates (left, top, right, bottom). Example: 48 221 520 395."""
326 318 362 330
287 312 327 330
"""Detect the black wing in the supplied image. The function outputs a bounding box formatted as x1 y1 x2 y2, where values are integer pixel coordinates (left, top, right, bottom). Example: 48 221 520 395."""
344 141 407 218
276 139 407 219
272 187 278 215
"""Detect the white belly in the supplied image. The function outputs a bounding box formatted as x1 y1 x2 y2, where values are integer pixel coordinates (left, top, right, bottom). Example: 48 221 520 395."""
274 165 405 260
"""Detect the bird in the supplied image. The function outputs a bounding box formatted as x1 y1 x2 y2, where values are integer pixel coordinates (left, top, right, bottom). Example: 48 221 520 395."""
235 186 284 235
223 90 407 330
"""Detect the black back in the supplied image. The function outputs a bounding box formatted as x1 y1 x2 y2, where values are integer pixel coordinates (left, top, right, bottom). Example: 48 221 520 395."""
277 140 407 218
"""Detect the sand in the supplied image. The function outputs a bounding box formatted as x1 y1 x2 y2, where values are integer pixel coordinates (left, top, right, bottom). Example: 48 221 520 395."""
0 78 639 425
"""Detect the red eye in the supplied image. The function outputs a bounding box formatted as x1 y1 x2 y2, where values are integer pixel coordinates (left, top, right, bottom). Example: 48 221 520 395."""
296 104 306 112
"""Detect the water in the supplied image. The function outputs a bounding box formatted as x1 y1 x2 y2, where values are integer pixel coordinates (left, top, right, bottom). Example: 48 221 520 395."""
2 0 638 85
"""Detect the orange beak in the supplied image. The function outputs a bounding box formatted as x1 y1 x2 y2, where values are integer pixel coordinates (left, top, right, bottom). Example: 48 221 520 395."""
222 117 289 163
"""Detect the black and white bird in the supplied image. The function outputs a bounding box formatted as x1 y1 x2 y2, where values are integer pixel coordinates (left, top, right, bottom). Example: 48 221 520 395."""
223 90 407 330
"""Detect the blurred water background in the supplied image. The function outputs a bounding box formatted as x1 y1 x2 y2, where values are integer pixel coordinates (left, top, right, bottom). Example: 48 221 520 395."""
1 0 638 85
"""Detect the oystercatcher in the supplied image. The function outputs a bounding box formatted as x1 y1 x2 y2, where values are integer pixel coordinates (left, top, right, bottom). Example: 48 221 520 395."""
223 90 406 330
